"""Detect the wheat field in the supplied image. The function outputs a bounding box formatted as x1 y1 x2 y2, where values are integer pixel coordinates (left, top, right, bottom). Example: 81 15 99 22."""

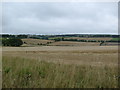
2 46 118 88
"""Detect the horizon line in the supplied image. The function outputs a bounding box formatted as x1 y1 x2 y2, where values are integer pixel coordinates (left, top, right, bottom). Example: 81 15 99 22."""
0 33 119 35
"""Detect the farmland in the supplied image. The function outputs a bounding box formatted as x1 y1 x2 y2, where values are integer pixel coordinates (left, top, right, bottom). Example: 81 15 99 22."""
2 46 118 88
64 37 112 41
1 1 120 88
48 41 100 46
21 38 101 46
1 34 119 88
22 39 54 47
21 38 119 47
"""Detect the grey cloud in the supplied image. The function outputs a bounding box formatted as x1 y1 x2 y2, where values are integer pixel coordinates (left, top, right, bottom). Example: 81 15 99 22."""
2 2 118 34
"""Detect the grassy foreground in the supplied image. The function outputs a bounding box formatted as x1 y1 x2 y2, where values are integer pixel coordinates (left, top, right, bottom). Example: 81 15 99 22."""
2 56 118 88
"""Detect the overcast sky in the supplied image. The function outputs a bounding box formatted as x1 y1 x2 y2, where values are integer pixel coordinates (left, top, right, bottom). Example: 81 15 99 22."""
2 2 118 35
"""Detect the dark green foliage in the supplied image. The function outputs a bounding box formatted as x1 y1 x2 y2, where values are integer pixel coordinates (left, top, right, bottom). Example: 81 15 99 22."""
100 41 105 46
4 67 11 74
54 38 61 42
24 42 27 44
46 42 51 44
41 37 48 40
2 34 120 39
2 38 23 47
30 37 41 39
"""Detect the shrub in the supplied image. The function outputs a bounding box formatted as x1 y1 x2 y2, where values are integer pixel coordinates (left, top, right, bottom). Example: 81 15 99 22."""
2 38 23 47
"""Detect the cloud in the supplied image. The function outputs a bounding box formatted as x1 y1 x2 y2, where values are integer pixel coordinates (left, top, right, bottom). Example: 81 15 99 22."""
2 2 118 34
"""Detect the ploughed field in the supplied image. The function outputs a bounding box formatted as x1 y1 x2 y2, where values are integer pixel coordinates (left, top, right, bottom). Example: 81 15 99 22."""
2 46 118 88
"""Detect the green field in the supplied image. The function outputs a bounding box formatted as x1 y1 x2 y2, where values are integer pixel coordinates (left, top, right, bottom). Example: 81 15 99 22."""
111 38 120 41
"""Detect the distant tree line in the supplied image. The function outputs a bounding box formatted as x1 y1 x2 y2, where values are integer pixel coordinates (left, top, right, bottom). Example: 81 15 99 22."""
53 38 120 42
2 34 28 39
2 34 120 39
1 34 120 43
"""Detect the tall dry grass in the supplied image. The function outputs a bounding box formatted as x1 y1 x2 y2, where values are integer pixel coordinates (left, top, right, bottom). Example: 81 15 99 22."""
2 56 118 88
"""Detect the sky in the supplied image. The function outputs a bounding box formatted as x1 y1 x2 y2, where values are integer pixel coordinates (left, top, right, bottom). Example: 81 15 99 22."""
2 2 118 35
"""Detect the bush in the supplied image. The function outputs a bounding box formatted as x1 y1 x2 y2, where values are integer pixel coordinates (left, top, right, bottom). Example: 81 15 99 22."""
2 38 23 47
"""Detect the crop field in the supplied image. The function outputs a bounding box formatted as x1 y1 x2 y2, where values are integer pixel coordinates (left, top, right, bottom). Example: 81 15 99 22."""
111 38 120 41
1 1 120 88
64 37 112 41
49 41 100 46
2 46 118 88
22 39 54 46
21 37 120 47
21 39 101 46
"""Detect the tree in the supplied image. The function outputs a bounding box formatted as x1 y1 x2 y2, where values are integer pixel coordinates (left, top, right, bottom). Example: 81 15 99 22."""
100 41 104 46
2 38 23 47
61 37 64 41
